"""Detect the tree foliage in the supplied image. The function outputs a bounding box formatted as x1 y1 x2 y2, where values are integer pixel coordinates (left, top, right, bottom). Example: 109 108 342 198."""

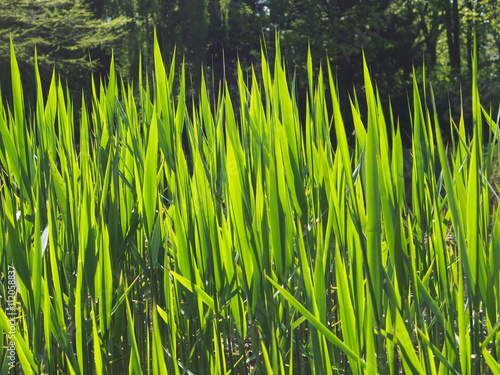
0 0 498 127
0 0 129 91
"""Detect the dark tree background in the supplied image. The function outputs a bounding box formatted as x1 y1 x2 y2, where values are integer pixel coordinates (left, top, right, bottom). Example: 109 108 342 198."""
0 0 499 139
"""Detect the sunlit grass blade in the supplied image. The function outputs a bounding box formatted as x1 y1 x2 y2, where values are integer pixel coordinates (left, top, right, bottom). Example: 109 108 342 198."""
266 274 366 370
362 55 383 327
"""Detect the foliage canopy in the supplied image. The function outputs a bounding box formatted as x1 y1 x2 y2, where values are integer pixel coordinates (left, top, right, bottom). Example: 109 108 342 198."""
0 0 128 87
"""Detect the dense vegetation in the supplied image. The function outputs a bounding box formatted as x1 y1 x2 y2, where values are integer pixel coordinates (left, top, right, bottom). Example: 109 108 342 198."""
0 33 499 373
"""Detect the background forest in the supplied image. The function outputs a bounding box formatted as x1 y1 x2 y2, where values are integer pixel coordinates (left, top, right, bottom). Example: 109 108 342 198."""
0 0 499 138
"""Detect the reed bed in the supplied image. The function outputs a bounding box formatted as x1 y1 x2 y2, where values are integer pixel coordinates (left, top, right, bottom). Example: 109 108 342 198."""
0 36 499 374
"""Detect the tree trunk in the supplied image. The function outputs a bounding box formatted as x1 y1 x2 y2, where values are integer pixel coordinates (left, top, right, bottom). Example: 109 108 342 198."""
182 0 209 80
420 18 438 68
465 0 474 75
444 0 461 75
